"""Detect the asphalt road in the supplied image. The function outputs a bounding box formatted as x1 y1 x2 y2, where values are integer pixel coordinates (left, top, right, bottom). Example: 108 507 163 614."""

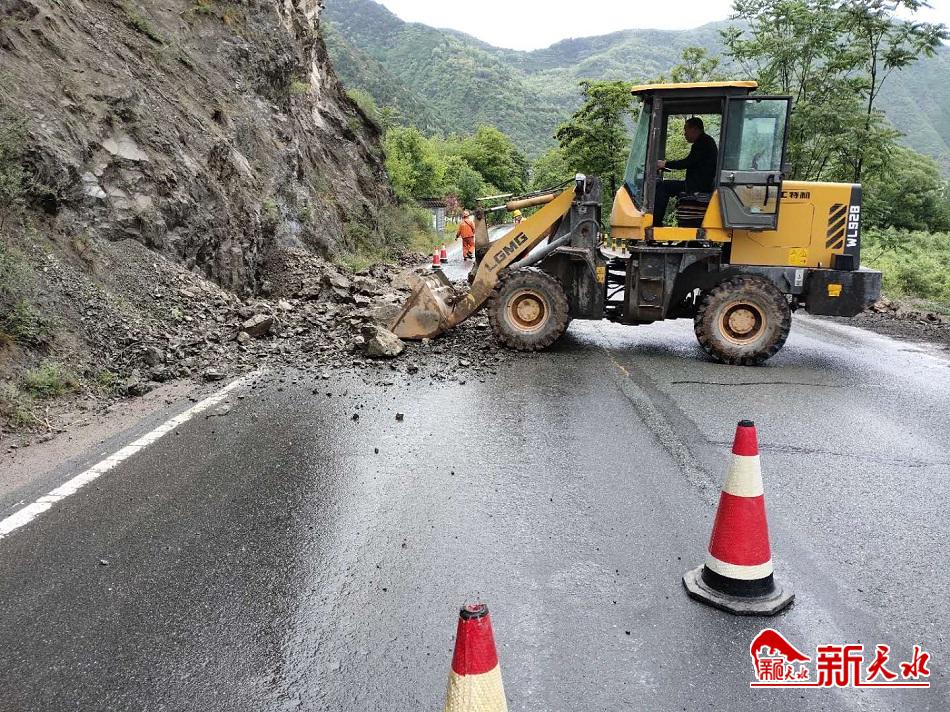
1 295 948 710
439 223 520 282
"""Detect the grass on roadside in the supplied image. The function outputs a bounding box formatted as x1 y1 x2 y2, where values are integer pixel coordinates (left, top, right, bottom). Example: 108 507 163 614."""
408 228 449 257
0 382 37 429
0 238 52 348
22 361 78 399
863 228 950 314
338 202 446 272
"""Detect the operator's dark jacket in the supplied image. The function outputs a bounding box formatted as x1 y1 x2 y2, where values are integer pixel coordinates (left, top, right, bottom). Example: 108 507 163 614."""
666 132 718 194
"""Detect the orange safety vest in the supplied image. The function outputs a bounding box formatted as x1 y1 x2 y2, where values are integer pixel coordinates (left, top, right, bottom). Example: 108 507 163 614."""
457 218 475 239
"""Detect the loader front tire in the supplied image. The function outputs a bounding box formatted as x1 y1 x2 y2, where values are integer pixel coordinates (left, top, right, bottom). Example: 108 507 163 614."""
489 269 570 351
694 275 791 366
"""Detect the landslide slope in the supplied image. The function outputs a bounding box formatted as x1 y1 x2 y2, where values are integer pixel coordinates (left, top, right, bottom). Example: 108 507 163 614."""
0 0 393 292
0 0 405 436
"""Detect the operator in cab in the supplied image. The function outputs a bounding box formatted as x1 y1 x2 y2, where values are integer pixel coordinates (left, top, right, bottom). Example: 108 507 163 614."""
654 117 717 227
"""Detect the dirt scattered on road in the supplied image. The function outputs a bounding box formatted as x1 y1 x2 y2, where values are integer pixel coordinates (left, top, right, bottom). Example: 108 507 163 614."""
11 244 943 457
0 240 516 453
824 298 950 349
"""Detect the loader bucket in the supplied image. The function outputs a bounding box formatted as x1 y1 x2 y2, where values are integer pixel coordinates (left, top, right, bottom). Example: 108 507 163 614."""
389 270 458 340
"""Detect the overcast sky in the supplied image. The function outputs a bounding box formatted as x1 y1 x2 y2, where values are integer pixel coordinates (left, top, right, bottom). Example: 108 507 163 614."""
376 0 950 51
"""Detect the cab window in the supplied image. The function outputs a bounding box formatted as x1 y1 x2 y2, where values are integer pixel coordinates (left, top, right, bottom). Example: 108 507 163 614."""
723 99 788 172
623 107 651 208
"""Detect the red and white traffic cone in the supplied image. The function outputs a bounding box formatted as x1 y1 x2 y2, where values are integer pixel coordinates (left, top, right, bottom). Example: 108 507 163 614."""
440 244 449 263
432 249 442 270
683 420 794 615
444 604 507 712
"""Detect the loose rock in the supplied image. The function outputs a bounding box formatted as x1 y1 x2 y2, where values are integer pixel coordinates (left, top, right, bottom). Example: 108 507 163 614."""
241 314 274 339
362 325 405 358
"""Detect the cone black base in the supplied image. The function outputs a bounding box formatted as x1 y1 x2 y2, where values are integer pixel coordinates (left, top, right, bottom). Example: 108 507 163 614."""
683 566 794 616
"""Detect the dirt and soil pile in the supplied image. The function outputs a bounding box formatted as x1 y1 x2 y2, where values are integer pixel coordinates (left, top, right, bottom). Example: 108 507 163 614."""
829 298 950 348
0 0 450 438
1 222 514 444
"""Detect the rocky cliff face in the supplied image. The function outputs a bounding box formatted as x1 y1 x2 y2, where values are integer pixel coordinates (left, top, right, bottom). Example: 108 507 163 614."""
0 0 392 294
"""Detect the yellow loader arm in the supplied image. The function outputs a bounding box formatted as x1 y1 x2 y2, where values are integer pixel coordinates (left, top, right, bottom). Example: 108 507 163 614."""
389 186 577 340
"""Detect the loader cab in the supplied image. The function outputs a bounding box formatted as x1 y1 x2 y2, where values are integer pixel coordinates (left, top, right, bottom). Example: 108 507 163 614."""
615 81 792 239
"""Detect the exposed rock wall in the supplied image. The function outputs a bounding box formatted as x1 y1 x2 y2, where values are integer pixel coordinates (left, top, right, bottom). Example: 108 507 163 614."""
0 0 392 294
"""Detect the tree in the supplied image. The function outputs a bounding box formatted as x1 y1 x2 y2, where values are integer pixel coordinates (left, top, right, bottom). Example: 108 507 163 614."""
864 146 950 232
531 146 573 192
723 0 947 184
554 81 636 198
661 46 724 84
442 155 486 209
458 126 528 195
723 0 868 181
838 0 948 182
383 126 444 200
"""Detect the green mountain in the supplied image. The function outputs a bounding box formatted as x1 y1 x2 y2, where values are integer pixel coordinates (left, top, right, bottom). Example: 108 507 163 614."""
323 0 950 171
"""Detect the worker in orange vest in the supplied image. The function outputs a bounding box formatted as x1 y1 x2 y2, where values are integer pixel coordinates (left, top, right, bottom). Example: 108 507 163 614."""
457 209 476 260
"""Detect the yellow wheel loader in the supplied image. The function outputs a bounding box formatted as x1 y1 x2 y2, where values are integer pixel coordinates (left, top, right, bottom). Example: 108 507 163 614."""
390 81 882 365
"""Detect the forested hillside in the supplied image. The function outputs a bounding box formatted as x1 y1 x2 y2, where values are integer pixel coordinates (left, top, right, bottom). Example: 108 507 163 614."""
324 0 950 171
323 0 564 156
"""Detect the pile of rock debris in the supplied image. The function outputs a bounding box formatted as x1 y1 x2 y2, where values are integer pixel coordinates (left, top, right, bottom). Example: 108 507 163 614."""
838 298 950 347
3 236 516 440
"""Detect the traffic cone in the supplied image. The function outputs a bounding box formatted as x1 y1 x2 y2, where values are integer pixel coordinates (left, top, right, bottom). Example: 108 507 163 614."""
444 604 507 712
441 244 449 262
432 249 442 269
683 420 794 616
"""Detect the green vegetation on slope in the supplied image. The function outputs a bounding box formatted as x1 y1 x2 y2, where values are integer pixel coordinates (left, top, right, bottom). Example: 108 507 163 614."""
382 122 527 207
324 24 447 134
864 229 950 312
323 0 950 171
323 0 563 157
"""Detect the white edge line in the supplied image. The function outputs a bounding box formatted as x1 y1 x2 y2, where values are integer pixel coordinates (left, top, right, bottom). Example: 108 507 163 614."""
0 371 259 542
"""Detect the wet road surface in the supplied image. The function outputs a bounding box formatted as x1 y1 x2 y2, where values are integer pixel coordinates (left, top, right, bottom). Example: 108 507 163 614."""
1 311 948 710
439 223 518 282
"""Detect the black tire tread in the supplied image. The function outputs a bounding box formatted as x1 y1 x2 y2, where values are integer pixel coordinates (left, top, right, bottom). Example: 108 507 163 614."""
694 275 791 366
488 268 570 351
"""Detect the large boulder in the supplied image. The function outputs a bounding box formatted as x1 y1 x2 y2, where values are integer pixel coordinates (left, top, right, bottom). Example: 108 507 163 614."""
361 325 404 358
241 313 274 339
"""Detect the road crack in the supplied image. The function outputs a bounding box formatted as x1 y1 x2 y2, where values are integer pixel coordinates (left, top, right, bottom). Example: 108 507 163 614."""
706 440 950 469
595 328 719 501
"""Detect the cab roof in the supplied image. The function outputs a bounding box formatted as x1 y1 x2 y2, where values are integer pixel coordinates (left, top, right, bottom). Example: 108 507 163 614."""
630 80 758 95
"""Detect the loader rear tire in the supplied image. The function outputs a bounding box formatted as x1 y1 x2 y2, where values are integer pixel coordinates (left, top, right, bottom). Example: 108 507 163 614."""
694 275 791 366
488 269 570 351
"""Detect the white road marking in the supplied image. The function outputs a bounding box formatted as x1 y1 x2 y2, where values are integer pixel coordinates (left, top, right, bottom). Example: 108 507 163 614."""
0 372 257 542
